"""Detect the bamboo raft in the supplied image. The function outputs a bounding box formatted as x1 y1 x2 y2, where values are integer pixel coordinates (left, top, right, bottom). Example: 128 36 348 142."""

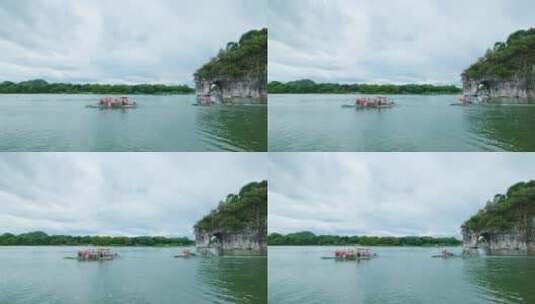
64 248 119 261
86 104 138 109
341 103 395 109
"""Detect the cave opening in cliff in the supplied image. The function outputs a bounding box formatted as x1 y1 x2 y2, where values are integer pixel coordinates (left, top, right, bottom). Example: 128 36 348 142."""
478 233 491 247
211 232 224 246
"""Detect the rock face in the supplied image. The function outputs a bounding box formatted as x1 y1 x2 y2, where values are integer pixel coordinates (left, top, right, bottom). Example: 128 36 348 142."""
195 75 267 100
195 228 266 255
462 68 535 99
462 221 535 251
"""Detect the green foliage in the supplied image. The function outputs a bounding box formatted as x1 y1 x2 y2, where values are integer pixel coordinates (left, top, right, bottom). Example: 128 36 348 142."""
267 232 461 246
194 28 267 80
0 79 194 94
463 180 535 232
268 79 461 94
463 28 535 79
0 231 194 246
194 181 267 234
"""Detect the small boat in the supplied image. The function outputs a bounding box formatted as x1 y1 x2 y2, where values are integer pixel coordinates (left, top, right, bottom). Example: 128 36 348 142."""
343 96 395 109
321 247 376 261
432 248 460 258
65 248 119 261
195 94 217 106
87 96 137 109
174 249 197 258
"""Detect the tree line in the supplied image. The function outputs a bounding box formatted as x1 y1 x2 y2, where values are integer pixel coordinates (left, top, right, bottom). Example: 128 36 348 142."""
463 180 535 233
463 28 535 79
194 181 267 236
194 28 267 80
0 231 194 246
0 79 194 94
268 79 461 94
268 231 461 246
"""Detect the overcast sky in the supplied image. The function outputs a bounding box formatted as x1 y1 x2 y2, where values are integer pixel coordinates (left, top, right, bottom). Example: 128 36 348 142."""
268 0 535 84
0 153 266 238
269 153 535 238
0 0 265 85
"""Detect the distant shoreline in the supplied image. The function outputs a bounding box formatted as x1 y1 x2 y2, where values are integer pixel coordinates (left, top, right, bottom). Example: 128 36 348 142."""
268 80 462 95
268 244 462 247
268 232 462 246
0 231 194 247
268 92 459 95
0 79 195 95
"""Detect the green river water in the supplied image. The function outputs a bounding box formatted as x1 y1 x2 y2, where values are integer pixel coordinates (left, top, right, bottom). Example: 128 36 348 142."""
268 94 535 152
0 94 267 152
269 246 535 304
0 246 267 304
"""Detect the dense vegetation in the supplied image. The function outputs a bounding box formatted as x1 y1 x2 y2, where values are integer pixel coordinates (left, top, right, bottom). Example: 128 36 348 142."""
0 79 194 94
463 28 535 79
268 79 461 94
194 28 267 80
463 181 535 233
194 181 267 234
0 231 193 246
268 231 461 246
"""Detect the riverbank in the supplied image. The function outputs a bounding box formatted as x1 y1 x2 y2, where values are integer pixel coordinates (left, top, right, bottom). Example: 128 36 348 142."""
0 79 194 95
268 80 461 95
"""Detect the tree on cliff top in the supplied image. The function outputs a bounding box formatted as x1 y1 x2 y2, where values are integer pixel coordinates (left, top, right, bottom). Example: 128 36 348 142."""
194 181 267 234
463 28 535 79
463 181 535 237
194 28 267 80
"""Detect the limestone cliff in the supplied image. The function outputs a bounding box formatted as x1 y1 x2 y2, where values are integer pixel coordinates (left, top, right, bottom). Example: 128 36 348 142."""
462 181 535 251
194 28 267 100
195 75 267 100
462 28 535 100
462 223 535 251
194 181 267 255
462 69 535 99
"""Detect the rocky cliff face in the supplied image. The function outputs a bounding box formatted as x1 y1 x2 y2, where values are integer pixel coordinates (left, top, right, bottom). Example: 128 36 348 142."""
462 220 535 251
462 68 535 99
195 227 266 255
195 75 267 100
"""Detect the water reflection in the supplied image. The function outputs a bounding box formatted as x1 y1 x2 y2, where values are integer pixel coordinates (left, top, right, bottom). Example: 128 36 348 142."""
195 100 267 151
464 255 535 303
197 256 267 304
463 99 535 151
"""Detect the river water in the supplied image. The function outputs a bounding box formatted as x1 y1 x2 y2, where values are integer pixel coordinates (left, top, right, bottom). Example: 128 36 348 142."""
268 246 535 304
268 94 535 151
0 94 267 152
0 246 267 304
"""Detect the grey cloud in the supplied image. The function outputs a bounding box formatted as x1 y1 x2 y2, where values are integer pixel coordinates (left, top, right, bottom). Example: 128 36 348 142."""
269 153 535 237
268 0 535 84
0 0 266 84
0 153 267 237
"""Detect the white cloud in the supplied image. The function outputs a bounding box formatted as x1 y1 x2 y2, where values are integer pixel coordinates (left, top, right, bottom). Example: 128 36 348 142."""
268 153 535 237
0 153 267 237
0 0 266 85
268 0 535 84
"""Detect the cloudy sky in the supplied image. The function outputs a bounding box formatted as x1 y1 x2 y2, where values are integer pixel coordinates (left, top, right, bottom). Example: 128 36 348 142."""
0 153 266 237
269 153 535 238
269 0 535 84
0 0 265 85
